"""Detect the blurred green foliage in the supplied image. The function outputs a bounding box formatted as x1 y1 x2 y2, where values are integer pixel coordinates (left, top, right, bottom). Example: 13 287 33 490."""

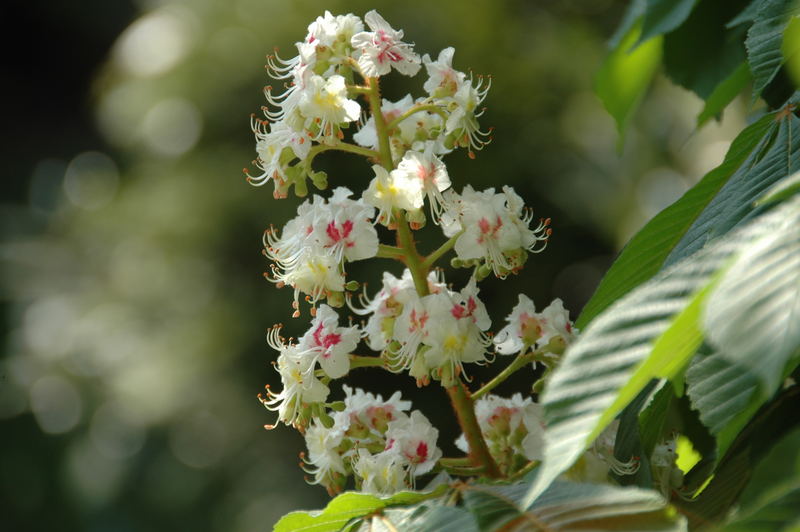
0 0 748 530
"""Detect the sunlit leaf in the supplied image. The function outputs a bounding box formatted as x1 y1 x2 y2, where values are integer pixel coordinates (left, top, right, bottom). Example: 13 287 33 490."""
704 196 800 394
273 486 448 532
524 193 800 506
595 22 662 150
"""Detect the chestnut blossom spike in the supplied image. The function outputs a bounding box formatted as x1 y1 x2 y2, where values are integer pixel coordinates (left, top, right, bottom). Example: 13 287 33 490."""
351 10 421 77
297 304 360 379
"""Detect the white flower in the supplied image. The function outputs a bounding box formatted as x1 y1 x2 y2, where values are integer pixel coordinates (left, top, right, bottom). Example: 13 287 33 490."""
392 145 451 223
351 10 421 77
443 77 492 155
260 340 329 428
422 47 466 97
385 410 442 475
455 393 544 463
589 420 640 477
315 187 379 263
391 294 432 371
353 94 414 149
353 448 408 495
297 304 360 378
444 185 550 278
350 269 418 350
362 164 423 225
651 434 683 497
422 291 491 380
494 296 576 357
298 74 361 138
303 419 346 486
248 120 312 189
494 294 540 355
537 298 576 347
338 385 411 438
279 247 345 312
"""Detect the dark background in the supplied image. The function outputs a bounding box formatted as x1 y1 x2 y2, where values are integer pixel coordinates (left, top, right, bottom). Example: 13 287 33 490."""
0 1 746 530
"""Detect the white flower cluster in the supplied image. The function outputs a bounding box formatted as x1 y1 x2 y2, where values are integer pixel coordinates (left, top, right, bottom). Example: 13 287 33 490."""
455 393 545 476
264 187 378 313
301 386 442 495
248 9 492 199
494 295 577 357
252 10 578 496
352 271 491 385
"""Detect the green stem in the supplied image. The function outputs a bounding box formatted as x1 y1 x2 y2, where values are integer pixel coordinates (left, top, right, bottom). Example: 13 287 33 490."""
376 244 405 259
349 354 386 370
438 457 474 467
395 209 429 296
421 230 464 270
472 350 535 400
447 381 502 478
366 76 394 171
508 460 540 482
306 142 379 164
385 103 448 131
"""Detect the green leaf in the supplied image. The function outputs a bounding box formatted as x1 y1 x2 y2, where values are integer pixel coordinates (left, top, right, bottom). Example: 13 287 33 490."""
374 505 479 532
663 0 750 99
638 0 699 45
582 271 719 452
727 0 763 29
722 427 800 532
463 479 686 531
756 170 800 205
662 113 800 267
677 383 800 527
703 195 800 394
577 112 776 329
609 0 646 49
746 0 800 101
685 347 763 459
272 486 448 532
697 62 752 127
595 22 663 151
524 195 800 506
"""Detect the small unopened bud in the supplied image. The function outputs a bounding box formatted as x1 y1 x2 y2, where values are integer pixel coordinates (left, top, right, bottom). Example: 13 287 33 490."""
345 280 360 291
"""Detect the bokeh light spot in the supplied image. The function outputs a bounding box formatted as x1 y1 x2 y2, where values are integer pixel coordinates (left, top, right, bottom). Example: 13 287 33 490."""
63 151 119 210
